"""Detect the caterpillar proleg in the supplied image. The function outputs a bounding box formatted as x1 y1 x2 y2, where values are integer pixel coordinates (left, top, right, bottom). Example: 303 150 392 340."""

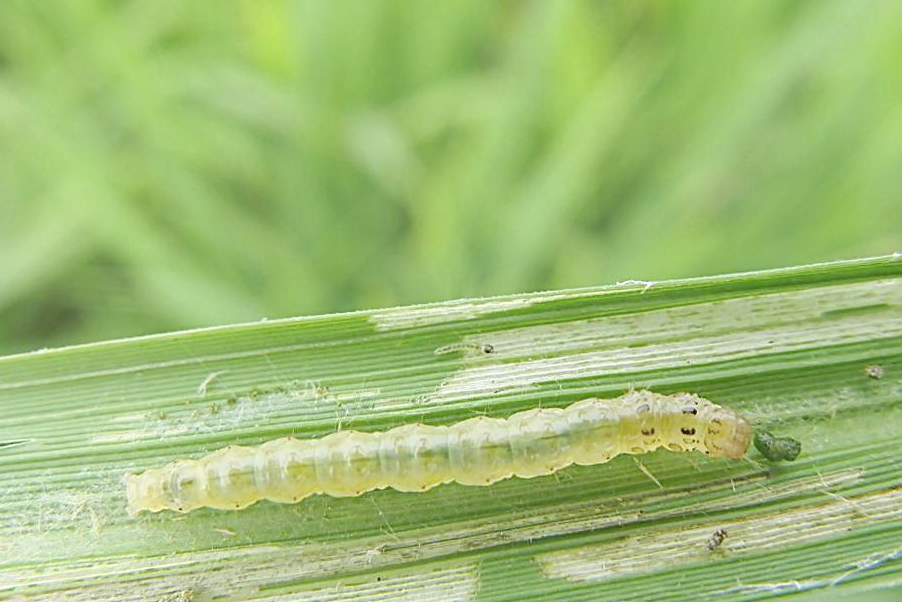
125 390 751 515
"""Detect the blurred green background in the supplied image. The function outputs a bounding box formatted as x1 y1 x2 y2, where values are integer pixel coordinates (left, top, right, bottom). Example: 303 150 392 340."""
1 0 901 356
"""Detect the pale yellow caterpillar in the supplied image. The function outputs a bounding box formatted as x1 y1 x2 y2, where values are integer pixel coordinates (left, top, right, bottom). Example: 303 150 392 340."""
125 390 750 515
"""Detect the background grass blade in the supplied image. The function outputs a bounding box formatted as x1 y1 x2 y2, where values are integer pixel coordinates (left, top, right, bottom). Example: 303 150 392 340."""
3 0 901 358
2 255 902 601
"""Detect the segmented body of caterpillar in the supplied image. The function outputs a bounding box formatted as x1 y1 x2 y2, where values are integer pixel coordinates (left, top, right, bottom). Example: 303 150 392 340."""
125 391 751 515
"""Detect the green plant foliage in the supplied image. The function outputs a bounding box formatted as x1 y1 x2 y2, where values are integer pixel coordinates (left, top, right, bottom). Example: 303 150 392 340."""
1 0 902 355
2 256 901 601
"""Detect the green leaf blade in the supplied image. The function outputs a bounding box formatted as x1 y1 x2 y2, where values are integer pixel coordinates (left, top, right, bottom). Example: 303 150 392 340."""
2 255 902 601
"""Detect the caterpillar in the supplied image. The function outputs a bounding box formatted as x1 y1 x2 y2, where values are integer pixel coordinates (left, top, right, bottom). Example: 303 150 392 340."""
125 390 751 515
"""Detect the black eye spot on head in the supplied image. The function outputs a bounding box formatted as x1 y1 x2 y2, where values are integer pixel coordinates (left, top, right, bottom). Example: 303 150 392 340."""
641 427 655 436
682 406 698 415
681 427 696 436
636 403 651 413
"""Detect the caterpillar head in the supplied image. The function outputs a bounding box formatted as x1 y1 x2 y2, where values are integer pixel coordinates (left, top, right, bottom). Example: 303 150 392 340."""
702 407 751 459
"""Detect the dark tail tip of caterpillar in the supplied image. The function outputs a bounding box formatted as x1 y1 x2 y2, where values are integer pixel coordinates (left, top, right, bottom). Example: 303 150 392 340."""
753 430 802 462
